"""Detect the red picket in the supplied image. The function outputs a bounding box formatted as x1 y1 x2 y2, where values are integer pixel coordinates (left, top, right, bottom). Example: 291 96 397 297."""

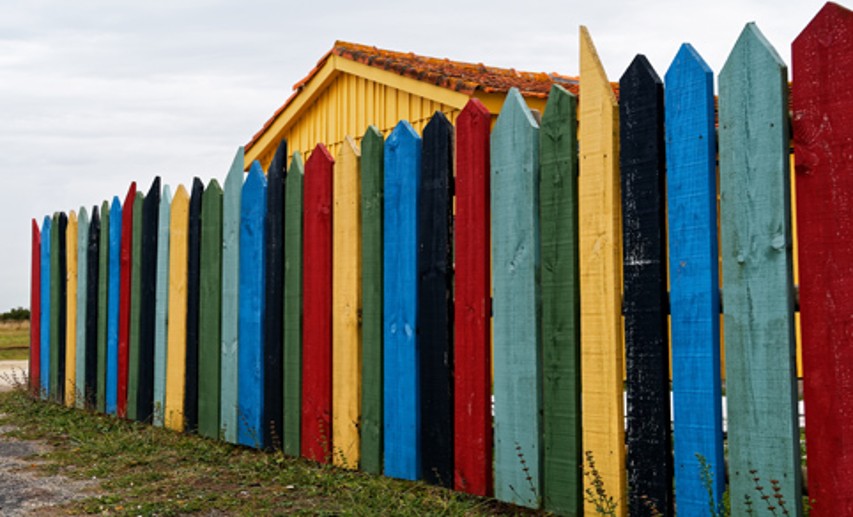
117 182 136 418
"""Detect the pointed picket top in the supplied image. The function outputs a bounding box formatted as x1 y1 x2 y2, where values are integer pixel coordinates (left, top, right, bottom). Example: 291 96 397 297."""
124 182 137 210
386 119 422 152
110 196 122 218
206 178 223 197
269 139 288 178
541 84 576 136
622 54 663 93
173 184 189 205
147 177 161 200
246 160 267 192
78 206 89 229
225 147 245 191
795 1 853 50
306 142 335 171
580 26 617 106
290 150 304 176
459 97 491 128
424 110 453 141
722 23 785 85
494 88 539 136
342 134 360 160
161 185 172 209
667 43 713 83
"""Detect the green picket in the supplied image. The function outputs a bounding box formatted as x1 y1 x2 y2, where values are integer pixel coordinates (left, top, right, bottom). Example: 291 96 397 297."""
284 152 304 457
199 180 223 439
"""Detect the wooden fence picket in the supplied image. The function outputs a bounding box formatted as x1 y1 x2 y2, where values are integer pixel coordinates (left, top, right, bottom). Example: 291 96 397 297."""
54 212 67 404
491 88 541 509
383 121 422 481
221 148 243 442
665 43 725 515
619 55 671 516
86 207 100 409
154 186 171 426
360 128 384 475
165 186 189 432
75 207 89 408
719 23 802 514
65 210 78 407
453 99 492 497
199 179 223 439
118 184 136 417
284 151 304 457
540 84 581 515
127 192 143 420
238 164 267 448
40 215 51 400
97 200 110 412
265 140 286 448
333 136 362 469
579 27 626 515
792 3 853 513
138 179 160 423
186 178 204 432
30 219 41 397
302 144 334 462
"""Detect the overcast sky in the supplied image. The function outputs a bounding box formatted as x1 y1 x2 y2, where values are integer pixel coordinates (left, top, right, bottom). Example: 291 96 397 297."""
0 0 829 311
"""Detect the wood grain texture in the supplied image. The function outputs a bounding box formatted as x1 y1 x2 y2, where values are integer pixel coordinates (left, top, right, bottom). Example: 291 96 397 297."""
165 186 189 432
284 152 304 457
118 184 136 418
265 140 286 448
238 164 267 448
578 27 625 514
221 148 244 443
720 23 802 516
97 201 109 412
665 43 724 515
491 88 541 508
540 84 581 515
333 136 362 469
30 219 41 397
138 179 160 423
383 121 422 481
55 212 68 404
127 192 143 420
86 208 100 409
199 180 223 440
419 112 453 486
359 128 384 475
792 4 853 514
619 55 671 517
40 215 51 400
75 207 89 408
302 145 334 463
154 186 172 426
185 178 204 432
65 210 78 407
453 99 492 496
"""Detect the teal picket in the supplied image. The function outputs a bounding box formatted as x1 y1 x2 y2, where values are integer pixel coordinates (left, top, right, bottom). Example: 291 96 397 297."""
154 185 171 427
75 207 89 407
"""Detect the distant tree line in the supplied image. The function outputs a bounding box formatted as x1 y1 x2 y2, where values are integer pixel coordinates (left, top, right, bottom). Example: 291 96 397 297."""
0 307 30 322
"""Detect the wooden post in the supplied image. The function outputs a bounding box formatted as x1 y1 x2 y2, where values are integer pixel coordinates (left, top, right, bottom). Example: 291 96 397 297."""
360 128 384 475
54 212 67 404
154 186 172 426
453 99 492 497
383 121 422 481
792 3 853 513
86 207 100 409
284 151 304 457
165 186 189 432
619 55 672 516
65 210 78 407
265 140 286 448
333 136 362 469
30 219 41 397
199 179 223 439
127 192 143 420
138 178 160 423
40 215 51 400
419 112 453 486
98 201 111 412
221 148 244 442
540 84 581 515
75 207 89 408
302 144 334 463
118 184 136 418
665 43 724 515
185 178 204 432
579 27 625 514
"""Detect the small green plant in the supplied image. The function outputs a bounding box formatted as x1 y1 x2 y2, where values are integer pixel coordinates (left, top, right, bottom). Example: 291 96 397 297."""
697 453 728 517
583 450 618 516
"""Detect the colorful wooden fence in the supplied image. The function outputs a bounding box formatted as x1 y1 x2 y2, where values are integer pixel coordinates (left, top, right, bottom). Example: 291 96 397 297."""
29 4 853 515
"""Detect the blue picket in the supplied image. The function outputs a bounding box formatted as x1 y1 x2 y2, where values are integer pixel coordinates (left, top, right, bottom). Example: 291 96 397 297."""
106 196 122 415
40 215 52 400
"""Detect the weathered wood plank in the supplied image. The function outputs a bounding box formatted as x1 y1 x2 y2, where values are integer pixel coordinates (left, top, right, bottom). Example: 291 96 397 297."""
619 55 671 517
165 186 189 432
665 43 725 515
383 121 422 481
40 215 51 400
360 127 384 475
154 186 171 426
238 164 267 448
30 219 41 397
578 27 626 515
75 207 89 408
50 213 62 402
333 136 362 469
118 184 136 418
453 99 492 497
540 84 581 515
419 112 453 486
86 208 100 409
265 140 286 448
284 151 304 457
55 212 68 404
792 3 853 514
199 179 223 439
127 192 143 420
185 178 204 432
97 201 110 412
138 179 160 423
65 210 78 407
491 88 541 508
221 148 244 443
720 23 802 516
302 144 334 463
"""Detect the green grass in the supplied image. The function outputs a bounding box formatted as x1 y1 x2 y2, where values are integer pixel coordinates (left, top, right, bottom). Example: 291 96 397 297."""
0 389 529 516
0 322 28 360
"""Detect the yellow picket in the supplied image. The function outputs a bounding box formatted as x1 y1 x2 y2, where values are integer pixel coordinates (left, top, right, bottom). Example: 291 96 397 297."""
165 186 189 432
65 211 78 407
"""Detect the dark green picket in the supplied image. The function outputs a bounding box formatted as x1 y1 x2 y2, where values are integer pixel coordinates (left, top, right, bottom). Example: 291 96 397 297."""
284 152 304 457
199 180 223 439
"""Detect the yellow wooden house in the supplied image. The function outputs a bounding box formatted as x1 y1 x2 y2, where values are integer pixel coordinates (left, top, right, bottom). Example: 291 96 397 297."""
244 40 582 169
